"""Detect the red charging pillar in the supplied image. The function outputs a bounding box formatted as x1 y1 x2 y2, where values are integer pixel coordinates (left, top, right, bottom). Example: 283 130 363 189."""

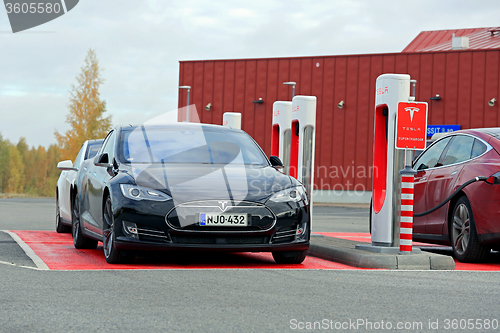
272 101 292 174
290 120 299 178
291 95 317 201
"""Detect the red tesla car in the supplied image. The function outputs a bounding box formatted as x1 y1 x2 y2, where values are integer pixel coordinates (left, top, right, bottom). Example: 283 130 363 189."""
412 128 500 262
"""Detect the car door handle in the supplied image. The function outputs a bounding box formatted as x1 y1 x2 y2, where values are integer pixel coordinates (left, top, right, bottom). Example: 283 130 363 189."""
419 177 427 181
451 171 457 175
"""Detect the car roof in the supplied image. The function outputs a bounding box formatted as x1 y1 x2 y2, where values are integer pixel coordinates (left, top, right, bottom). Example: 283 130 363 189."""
437 128 500 139
86 138 104 143
118 122 243 133
470 128 500 138
430 132 449 140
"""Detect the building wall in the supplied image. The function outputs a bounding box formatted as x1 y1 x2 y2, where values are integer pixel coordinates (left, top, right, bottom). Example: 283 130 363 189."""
178 50 500 195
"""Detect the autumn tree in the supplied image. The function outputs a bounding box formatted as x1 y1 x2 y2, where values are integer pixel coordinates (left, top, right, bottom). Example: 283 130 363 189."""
0 134 9 193
16 137 28 192
55 49 111 161
5 143 23 194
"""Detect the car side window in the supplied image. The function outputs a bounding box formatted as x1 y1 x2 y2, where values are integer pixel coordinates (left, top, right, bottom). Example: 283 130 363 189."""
471 139 487 159
98 134 111 155
73 144 85 168
413 137 452 171
96 131 115 164
441 135 475 166
85 141 103 159
102 131 116 159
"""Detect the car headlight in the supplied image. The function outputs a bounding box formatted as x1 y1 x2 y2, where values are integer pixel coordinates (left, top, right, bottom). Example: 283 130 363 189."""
268 186 307 203
120 184 172 201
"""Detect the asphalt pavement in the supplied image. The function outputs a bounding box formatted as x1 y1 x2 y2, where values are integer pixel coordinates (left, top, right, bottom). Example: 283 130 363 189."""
1 198 500 333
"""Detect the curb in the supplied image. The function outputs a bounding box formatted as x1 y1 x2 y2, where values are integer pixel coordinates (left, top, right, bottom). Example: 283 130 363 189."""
308 236 456 270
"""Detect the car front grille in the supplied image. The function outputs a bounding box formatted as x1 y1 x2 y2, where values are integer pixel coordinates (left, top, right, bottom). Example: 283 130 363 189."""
180 225 262 232
171 235 269 245
166 200 276 231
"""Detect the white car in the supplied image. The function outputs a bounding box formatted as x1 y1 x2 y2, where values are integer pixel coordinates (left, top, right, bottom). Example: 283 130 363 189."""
56 139 104 233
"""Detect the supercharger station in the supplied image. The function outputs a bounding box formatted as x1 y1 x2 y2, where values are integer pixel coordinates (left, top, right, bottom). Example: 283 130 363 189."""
222 112 242 129
290 95 317 204
271 101 292 174
360 74 412 252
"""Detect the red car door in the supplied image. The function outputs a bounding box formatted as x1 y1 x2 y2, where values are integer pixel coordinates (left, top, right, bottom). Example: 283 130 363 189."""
413 169 431 234
425 135 475 235
412 136 453 235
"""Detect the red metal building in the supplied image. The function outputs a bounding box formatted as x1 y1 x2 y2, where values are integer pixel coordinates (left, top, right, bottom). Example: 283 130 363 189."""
178 28 500 202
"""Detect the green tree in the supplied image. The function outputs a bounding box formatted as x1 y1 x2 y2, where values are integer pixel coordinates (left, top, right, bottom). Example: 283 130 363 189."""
0 134 9 193
55 49 111 161
5 144 23 194
16 137 28 192
44 144 61 196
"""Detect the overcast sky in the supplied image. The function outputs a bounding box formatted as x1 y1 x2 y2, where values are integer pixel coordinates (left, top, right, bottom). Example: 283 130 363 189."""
1 0 499 148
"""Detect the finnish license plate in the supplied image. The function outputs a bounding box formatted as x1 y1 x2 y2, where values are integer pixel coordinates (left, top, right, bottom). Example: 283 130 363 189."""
200 213 248 226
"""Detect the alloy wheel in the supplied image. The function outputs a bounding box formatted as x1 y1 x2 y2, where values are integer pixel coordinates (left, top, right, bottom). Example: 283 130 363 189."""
103 198 114 260
72 197 80 242
452 203 470 256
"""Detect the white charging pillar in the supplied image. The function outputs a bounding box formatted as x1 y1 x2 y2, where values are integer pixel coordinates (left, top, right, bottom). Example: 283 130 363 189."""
271 101 292 174
370 74 410 248
290 95 317 204
222 112 242 129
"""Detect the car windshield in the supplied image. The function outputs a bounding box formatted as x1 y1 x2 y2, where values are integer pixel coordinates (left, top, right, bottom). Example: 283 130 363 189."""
119 126 268 165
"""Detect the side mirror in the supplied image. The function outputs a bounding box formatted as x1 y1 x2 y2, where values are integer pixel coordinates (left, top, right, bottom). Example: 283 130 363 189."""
269 155 283 167
94 153 111 167
57 160 76 171
269 155 284 172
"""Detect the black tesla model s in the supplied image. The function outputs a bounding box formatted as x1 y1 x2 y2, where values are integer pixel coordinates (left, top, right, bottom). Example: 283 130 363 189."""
72 123 310 264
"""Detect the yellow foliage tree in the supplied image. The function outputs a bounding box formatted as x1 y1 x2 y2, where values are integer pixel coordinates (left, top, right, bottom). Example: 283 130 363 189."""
55 49 111 161
6 144 23 194
0 134 9 192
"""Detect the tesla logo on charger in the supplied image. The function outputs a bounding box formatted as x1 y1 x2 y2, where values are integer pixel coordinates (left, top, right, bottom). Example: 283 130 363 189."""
396 102 428 150
218 200 230 212
404 107 420 122
4 0 79 33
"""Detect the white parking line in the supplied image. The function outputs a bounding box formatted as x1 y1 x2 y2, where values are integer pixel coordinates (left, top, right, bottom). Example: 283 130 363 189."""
1 230 49 270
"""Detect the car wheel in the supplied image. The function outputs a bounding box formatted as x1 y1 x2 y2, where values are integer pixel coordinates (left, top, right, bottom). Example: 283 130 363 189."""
451 196 490 262
72 194 98 249
56 195 71 233
272 250 307 264
103 196 134 264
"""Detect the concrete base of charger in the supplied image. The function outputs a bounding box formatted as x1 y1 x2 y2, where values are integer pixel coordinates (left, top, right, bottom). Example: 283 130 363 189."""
354 243 421 254
308 235 455 270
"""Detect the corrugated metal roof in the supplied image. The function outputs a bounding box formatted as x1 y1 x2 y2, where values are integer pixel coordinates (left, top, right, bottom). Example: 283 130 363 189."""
403 27 500 52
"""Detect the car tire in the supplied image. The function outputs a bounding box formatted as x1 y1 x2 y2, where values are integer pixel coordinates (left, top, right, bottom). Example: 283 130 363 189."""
450 196 490 263
103 196 135 264
272 250 307 264
56 195 71 233
72 194 98 249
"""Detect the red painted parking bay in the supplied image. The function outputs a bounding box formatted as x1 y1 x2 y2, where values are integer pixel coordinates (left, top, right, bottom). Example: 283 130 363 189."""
10 230 368 271
11 231 500 271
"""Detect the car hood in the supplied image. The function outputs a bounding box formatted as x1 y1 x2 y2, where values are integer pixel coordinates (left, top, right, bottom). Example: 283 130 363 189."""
123 163 294 204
